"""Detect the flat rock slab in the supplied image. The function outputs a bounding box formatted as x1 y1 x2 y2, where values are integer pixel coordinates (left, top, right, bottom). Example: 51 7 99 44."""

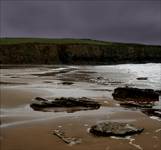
53 129 82 145
30 97 101 112
136 77 148 80
142 108 161 118
90 122 144 137
120 101 153 108
112 87 159 102
61 81 74 85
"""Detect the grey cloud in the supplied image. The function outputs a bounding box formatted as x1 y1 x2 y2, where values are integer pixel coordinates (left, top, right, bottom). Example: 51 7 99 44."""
1 0 161 45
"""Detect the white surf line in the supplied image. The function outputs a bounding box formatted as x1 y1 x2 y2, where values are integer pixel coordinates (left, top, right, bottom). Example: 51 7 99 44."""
155 128 161 133
110 136 131 140
150 116 161 122
129 137 143 150
110 136 143 150
0 115 66 128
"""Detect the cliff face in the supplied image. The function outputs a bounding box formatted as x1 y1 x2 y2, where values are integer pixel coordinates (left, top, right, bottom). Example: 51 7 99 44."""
0 40 161 64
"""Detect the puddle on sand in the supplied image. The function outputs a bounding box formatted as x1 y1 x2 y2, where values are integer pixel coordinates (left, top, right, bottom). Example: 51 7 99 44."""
0 105 132 128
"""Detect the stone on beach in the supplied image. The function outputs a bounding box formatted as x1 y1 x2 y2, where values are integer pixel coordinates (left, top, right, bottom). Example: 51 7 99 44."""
136 77 148 80
142 108 161 118
120 101 153 108
30 97 101 112
90 122 144 137
53 129 82 145
112 87 161 118
61 81 74 85
112 87 159 102
155 90 161 95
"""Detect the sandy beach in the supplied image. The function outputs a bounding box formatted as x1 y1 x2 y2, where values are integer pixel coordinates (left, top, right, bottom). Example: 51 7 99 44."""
0 64 161 150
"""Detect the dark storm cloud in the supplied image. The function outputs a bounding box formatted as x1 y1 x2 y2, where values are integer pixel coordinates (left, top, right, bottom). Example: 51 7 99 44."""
1 0 161 45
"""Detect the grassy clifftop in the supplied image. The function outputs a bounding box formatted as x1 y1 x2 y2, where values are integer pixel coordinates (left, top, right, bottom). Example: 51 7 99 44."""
0 38 161 64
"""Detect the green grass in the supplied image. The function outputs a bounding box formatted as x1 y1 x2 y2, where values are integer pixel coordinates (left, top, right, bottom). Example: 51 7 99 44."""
0 38 114 45
0 38 160 64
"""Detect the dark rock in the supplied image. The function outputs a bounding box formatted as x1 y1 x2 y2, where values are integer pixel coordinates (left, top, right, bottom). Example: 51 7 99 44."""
97 76 104 80
91 89 113 92
136 77 148 80
155 90 161 95
112 87 159 102
90 122 144 137
120 101 153 108
61 81 74 85
30 97 101 112
10 76 19 78
44 81 53 83
35 97 48 102
0 81 27 85
142 108 161 118
53 129 81 145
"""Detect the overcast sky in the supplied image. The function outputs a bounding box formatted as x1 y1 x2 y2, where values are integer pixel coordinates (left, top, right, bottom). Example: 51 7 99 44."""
1 0 161 45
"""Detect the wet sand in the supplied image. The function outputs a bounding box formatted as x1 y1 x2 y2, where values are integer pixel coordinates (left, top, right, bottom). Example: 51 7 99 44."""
0 64 161 150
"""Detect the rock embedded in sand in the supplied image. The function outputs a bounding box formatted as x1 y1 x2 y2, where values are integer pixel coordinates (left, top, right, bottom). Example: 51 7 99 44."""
155 90 161 95
53 129 82 145
30 97 101 112
112 87 159 102
61 81 74 85
90 122 144 137
142 108 161 118
136 77 148 80
120 101 153 108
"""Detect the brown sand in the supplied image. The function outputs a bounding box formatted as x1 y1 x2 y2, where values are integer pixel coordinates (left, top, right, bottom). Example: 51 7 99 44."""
0 66 161 150
1 87 161 150
0 87 51 108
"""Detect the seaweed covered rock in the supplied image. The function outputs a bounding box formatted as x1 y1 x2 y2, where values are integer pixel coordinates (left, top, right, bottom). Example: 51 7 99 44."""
90 122 144 137
30 97 101 112
112 87 159 102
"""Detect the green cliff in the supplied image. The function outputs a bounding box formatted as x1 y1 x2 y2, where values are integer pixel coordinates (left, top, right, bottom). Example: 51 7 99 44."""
0 38 161 64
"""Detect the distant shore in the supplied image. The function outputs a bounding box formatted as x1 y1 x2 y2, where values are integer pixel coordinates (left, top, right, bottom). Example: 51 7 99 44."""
0 38 161 64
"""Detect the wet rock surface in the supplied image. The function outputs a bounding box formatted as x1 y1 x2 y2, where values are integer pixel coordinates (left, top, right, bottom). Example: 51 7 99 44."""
142 108 161 118
112 87 161 118
112 87 159 102
90 122 144 137
120 101 153 108
136 77 148 80
30 97 101 112
155 90 161 95
53 129 82 145
61 81 74 85
0 81 28 85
